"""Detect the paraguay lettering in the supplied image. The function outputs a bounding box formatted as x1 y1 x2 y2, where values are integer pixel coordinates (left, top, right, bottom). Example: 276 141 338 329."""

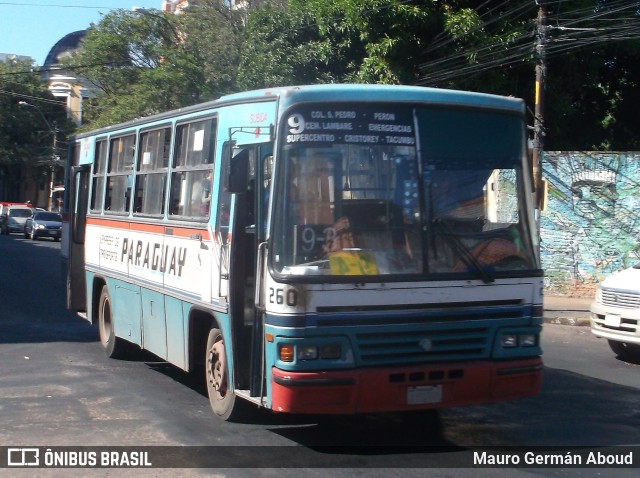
121 238 187 277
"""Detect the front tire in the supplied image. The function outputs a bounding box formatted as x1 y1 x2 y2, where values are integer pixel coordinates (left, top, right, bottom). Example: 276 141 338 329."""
98 285 128 358
608 340 640 362
205 327 246 421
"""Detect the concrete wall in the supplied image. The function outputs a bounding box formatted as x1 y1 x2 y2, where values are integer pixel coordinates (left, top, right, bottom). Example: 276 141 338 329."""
540 152 640 296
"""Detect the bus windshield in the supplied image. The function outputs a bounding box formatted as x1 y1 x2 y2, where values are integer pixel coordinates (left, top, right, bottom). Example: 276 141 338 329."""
271 103 537 279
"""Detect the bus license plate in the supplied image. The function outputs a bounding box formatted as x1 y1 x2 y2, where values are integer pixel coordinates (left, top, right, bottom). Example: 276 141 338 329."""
604 314 621 327
407 385 442 405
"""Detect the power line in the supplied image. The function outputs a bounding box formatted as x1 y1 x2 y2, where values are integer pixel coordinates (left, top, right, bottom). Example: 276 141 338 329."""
0 88 66 105
416 0 640 87
0 2 118 9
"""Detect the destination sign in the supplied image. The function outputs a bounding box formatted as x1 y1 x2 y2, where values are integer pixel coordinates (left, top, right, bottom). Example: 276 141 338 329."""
284 105 415 146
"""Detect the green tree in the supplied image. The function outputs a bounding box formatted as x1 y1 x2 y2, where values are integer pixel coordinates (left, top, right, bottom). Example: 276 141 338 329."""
541 0 640 150
237 1 337 89
69 9 205 129
414 1 640 151
176 0 243 100
238 0 438 88
65 0 640 150
70 4 245 130
0 59 73 199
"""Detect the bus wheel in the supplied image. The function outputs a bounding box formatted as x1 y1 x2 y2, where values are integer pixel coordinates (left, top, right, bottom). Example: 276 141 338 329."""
206 328 242 421
98 285 127 359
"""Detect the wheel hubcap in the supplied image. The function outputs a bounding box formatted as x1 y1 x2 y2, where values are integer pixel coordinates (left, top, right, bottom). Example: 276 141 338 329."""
208 339 227 400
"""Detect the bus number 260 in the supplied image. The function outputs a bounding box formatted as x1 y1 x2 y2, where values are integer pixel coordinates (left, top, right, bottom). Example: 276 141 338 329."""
269 288 298 307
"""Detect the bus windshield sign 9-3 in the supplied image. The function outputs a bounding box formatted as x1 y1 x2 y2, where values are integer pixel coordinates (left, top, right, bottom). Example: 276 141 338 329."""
271 103 537 280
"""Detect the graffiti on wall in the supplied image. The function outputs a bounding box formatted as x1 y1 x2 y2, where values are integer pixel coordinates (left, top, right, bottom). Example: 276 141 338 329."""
540 152 640 294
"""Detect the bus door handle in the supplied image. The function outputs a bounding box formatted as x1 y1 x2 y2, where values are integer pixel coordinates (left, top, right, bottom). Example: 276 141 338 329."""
219 243 229 281
255 242 268 310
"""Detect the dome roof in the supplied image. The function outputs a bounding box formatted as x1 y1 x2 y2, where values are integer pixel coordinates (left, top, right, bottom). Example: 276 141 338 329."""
43 30 87 67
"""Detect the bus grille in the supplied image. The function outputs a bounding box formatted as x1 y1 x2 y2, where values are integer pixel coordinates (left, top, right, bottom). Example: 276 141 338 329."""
355 324 490 365
602 289 640 309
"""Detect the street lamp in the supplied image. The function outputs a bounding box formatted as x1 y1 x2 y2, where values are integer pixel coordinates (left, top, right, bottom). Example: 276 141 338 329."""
19 101 59 211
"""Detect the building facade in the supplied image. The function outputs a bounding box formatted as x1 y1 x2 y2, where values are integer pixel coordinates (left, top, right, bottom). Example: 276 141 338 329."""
540 151 640 295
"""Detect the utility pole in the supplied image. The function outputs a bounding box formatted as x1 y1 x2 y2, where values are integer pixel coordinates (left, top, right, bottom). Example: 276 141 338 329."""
533 0 547 211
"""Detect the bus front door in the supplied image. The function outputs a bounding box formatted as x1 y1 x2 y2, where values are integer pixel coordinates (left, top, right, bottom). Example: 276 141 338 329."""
67 165 89 313
227 146 271 398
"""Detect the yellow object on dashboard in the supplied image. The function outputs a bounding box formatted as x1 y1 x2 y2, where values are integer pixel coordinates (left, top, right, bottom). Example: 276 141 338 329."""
329 250 378 275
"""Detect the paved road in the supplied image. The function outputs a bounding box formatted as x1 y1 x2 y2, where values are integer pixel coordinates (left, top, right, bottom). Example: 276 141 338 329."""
1 233 638 478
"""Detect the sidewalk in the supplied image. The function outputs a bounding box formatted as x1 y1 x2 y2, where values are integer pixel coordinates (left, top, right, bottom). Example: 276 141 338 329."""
543 294 592 326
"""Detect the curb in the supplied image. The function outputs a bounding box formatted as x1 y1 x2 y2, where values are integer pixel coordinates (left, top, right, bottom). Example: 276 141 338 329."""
543 316 590 326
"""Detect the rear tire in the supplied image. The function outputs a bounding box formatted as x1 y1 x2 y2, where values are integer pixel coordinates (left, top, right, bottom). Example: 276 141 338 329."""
98 285 128 359
608 340 640 362
205 327 246 421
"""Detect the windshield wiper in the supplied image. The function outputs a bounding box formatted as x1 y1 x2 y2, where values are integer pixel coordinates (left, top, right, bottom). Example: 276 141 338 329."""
432 218 495 284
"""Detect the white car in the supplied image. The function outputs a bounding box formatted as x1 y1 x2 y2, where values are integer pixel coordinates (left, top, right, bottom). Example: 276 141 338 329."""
0 206 34 235
590 264 640 361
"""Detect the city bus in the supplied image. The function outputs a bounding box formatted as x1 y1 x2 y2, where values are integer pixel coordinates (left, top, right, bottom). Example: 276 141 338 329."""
62 84 543 421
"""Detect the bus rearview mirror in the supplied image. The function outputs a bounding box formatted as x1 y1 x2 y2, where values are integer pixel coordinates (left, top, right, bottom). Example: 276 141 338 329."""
229 149 249 193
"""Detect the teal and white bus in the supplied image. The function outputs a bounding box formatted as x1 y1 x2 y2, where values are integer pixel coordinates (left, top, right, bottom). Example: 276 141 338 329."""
63 84 543 420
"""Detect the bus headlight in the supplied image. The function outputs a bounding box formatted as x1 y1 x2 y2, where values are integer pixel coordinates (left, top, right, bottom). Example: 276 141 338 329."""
519 334 537 347
297 345 318 360
277 341 345 363
320 344 342 360
501 334 518 348
500 333 537 348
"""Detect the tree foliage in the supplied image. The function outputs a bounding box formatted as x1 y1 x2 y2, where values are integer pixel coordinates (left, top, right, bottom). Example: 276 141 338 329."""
237 0 438 88
0 59 74 198
56 0 640 150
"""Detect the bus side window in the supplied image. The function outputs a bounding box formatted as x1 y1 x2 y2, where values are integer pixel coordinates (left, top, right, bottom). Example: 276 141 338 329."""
134 127 171 216
90 139 108 213
168 118 216 220
105 134 136 214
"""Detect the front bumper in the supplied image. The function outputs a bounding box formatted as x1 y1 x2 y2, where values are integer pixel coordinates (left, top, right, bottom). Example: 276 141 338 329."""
590 302 640 345
35 229 61 238
271 358 542 414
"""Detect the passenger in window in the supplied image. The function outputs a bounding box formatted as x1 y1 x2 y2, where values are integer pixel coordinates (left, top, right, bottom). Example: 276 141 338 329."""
192 170 213 216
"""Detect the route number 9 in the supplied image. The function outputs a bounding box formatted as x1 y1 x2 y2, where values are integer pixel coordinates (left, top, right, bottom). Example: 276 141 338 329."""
288 114 306 134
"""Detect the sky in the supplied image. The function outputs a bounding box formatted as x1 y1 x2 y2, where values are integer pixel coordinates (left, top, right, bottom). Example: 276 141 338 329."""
0 1 163 66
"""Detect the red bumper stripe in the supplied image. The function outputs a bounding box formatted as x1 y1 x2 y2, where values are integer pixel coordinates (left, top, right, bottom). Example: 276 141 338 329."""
271 358 542 414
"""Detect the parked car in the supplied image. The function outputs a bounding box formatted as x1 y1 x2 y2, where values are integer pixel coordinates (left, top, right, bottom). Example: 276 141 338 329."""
0 206 35 235
23 211 63 241
590 264 640 361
